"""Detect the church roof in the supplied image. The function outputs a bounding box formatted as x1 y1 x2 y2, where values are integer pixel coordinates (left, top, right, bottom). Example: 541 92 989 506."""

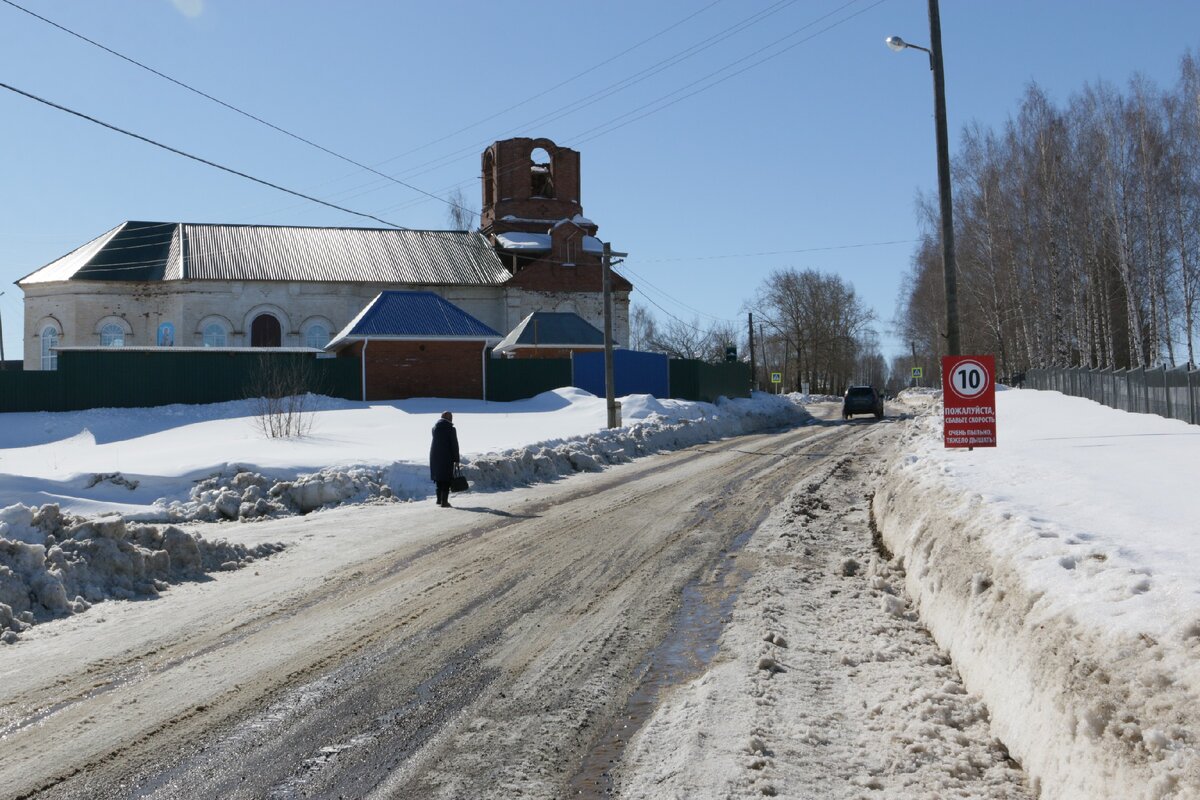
327 291 501 349
19 221 512 286
493 311 606 354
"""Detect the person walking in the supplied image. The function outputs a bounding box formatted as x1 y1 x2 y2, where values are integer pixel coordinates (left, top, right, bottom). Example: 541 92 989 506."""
429 410 460 508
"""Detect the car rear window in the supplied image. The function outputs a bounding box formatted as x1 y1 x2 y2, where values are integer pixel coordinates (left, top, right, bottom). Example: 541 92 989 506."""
847 387 874 397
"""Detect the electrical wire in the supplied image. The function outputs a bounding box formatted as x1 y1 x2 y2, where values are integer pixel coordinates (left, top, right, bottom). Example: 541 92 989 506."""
0 0 474 220
0 81 419 232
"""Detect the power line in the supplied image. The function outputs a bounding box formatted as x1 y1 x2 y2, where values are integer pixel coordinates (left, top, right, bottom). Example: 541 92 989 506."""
0 0 468 219
642 239 920 263
367 0 882 218
574 0 890 146
0 80 413 231
239 0 813 220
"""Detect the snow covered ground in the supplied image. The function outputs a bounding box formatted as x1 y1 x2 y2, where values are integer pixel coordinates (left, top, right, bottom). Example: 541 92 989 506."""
875 388 1200 799
0 389 810 640
4 382 1197 799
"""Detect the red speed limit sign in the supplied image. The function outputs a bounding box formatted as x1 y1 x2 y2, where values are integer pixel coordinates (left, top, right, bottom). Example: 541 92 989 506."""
941 355 996 448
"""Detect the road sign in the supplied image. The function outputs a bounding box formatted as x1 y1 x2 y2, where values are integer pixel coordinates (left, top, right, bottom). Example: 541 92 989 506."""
911 367 923 379
941 355 996 448
770 372 782 384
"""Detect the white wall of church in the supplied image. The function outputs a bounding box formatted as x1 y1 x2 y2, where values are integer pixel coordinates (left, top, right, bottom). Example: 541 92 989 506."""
21 280 625 368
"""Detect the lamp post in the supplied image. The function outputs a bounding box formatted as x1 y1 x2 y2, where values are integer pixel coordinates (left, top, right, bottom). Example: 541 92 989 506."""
887 0 960 355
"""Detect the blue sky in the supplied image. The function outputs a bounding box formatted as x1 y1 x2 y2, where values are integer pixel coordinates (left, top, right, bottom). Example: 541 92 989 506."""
2 0 1199 364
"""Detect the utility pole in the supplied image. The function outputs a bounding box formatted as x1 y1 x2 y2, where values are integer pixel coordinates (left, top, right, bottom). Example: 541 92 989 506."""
911 340 918 387
601 243 628 429
0 291 6 363
927 0 960 355
886 0 960 356
748 312 756 393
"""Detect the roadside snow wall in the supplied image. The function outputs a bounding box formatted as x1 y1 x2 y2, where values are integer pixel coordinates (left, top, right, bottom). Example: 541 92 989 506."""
873 416 1199 800
0 503 284 643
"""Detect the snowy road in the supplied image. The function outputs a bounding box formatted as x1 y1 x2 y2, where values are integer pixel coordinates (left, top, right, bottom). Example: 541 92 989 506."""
2 412 1028 799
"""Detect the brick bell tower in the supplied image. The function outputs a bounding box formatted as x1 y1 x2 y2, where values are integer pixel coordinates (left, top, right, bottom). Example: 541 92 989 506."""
479 137 596 241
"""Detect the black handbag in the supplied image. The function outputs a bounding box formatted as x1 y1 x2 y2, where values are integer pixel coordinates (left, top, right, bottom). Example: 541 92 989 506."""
449 465 469 493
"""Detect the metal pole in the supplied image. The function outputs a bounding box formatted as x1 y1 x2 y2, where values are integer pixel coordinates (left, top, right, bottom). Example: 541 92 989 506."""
0 290 6 363
928 0 960 356
602 242 617 429
748 312 756 394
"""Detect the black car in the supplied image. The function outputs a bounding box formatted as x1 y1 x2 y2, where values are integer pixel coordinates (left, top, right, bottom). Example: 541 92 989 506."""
842 385 884 420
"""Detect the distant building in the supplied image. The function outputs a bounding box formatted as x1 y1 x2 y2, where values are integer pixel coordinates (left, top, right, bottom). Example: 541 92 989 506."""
492 311 608 359
326 290 500 400
17 138 631 370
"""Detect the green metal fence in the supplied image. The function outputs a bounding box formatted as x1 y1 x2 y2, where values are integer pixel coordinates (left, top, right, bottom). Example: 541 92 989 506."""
0 350 360 413
669 359 751 403
485 358 572 402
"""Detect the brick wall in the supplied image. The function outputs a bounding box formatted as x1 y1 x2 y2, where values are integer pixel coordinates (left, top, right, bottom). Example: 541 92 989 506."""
504 346 603 360
343 340 489 401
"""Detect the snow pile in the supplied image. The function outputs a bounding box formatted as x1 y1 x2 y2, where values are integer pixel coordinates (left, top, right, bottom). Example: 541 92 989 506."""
462 392 810 491
136 392 810 521
0 502 284 642
152 466 396 523
0 388 809 519
873 390 1200 799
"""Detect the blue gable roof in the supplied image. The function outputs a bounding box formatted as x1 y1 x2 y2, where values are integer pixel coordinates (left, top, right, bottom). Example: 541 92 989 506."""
330 291 500 346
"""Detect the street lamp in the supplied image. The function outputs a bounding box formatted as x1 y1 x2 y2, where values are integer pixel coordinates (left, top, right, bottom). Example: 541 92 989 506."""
887 0 960 356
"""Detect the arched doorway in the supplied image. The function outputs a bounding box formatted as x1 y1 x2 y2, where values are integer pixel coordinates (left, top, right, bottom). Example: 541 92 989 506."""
251 314 282 347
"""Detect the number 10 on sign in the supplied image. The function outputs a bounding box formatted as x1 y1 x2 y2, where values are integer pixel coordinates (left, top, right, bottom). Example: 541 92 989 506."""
941 355 997 449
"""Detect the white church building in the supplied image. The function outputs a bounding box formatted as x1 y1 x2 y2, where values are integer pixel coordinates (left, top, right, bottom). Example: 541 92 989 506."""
17 137 631 370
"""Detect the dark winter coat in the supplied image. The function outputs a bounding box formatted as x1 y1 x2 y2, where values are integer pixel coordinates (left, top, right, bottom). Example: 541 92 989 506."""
429 418 460 482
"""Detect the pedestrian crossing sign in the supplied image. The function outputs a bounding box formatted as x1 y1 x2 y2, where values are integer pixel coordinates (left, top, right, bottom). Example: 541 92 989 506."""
770 372 782 384
911 367 923 379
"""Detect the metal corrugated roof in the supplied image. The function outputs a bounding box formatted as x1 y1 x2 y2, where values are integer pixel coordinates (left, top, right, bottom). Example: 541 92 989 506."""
329 291 500 348
20 222 512 286
494 311 604 353
183 224 509 284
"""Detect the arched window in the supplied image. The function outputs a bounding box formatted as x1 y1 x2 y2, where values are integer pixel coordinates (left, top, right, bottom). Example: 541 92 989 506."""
250 314 282 348
40 326 59 370
482 150 495 210
304 323 330 349
203 323 228 347
100 323 125 347
530 146 554 198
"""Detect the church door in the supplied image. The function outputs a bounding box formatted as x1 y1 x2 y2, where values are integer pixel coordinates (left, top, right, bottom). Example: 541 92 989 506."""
250 314 282 347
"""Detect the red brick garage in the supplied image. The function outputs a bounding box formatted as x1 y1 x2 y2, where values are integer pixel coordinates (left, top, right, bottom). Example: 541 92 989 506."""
327 291 500 400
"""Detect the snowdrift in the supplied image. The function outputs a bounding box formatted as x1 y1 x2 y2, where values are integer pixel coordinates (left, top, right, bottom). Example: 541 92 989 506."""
874 392 1200 799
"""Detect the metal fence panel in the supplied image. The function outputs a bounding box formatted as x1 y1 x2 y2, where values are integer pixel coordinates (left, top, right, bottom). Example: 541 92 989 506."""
1027 365 1198 425
485 358 572 402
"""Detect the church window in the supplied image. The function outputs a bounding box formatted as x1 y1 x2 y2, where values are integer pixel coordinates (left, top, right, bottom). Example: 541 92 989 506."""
100 323 125 347
531 147 554 198
203 323 228 347
40 325 59 370
305 323 331 349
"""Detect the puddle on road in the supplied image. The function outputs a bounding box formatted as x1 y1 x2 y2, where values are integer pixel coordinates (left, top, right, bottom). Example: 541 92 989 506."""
566 525 757 797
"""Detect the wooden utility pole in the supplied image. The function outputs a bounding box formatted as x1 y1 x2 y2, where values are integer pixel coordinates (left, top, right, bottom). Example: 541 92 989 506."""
601 243 628 428
748 312 756 392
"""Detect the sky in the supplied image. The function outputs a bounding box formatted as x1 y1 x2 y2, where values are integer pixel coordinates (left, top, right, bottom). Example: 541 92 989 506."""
2 1 1200 366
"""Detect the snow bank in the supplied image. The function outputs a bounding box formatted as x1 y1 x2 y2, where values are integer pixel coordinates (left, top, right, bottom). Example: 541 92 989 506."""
873 390 1200 799
0 391 808 639
117 391 813 523
0 502 284 643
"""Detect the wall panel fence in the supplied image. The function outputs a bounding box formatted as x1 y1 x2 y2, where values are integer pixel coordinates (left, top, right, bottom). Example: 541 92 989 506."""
1026 366 1199 425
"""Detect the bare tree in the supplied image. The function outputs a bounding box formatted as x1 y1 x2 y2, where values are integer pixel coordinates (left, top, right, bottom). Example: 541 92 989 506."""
249 356 318 439
446 187 476 230
628 303 656 352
